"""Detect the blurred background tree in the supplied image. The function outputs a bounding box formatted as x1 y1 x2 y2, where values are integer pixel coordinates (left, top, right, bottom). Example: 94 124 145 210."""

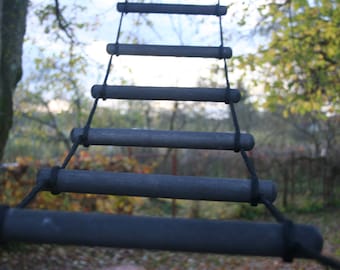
235 0 339 162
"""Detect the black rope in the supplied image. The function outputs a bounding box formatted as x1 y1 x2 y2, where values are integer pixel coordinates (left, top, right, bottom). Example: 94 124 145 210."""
99 55 114 100
12 2 340 269
79 97 100 148
77 1 126 150
215 2 340 268
282 219 297 262
260 196 296 262
16 166 61 207
16 3 128 208
97 0 125 96
217 1 241 154
241 150 260 206
261 196 307 262
61 137 81 168
113 0 127 56
49 166 61 195
297 243 340 269
16 181 45 208
64 0 127 154
261 195 340 268
217 0 261 209
260 196 286 223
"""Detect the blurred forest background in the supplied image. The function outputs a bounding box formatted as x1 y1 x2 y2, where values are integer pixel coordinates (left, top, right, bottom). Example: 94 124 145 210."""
0 0 339 269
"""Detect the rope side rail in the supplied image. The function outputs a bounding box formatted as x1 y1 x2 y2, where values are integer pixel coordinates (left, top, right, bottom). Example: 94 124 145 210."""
16 0 128 208
215 0 340 268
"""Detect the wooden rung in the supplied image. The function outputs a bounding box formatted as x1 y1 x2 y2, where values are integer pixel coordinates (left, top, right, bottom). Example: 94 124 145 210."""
91 85 241 104
70 128 255 151
2 207 323 258
37 168 277 203
117 2 227 16
107 44 232 59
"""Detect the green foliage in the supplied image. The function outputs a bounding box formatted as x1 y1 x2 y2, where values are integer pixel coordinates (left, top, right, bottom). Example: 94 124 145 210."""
33 2 89 43
9 1 100 156
237 0 340 118
289 199 324 214
235 204 267 220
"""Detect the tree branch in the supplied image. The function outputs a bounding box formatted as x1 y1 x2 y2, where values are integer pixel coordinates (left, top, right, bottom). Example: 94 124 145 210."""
54 0 75 43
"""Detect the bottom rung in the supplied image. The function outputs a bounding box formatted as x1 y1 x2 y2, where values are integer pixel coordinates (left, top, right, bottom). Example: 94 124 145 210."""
2 207 323 258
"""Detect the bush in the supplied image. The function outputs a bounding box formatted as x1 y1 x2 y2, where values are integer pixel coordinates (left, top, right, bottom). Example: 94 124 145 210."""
0 152 154 215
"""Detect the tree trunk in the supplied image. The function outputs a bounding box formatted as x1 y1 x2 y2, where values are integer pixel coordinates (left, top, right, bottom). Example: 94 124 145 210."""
0 0 28 162
323 161 338 208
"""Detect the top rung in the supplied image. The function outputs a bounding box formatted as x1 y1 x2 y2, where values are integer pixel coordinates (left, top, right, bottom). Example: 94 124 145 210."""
117 2 227 16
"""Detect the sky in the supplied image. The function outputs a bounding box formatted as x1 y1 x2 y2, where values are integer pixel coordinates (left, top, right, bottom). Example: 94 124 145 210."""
82 0 262 86
22 0 264 113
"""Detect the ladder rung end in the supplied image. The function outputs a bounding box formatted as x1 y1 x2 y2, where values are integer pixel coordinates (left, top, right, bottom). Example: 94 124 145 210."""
3 207 323 258
70 128 255 151
117 3 227 16
37 168 277 203
107 44 232 59
91 85 241 104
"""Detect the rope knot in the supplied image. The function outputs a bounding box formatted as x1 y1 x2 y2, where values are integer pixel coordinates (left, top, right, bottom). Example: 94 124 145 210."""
215 4 220 17
49 166 61 195
114 43 120 57
282 219 298 262
233 130 241 153
250 174 260 206
79 132 90 148
99 85 107 101
219 45 225 59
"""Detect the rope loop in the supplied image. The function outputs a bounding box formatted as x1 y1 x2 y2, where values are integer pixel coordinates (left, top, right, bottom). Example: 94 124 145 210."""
216 0 221 16
49 166 61 195
123 0 129 14
240 150 259 205
282 219 298 262
224 88 231 104
219 45 225 60
114 43 120 57
215 0 222 16
233 130 241 153
250 175 259 206
79 132 90 148
260 197 299 262
99 84 107 100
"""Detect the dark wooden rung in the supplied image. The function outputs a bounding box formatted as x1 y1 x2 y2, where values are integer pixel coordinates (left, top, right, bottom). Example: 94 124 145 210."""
117 2 227 16
37 168 277 203
107 44 232 59
70 128 255 151
91 85 241 104
2 207 323 258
